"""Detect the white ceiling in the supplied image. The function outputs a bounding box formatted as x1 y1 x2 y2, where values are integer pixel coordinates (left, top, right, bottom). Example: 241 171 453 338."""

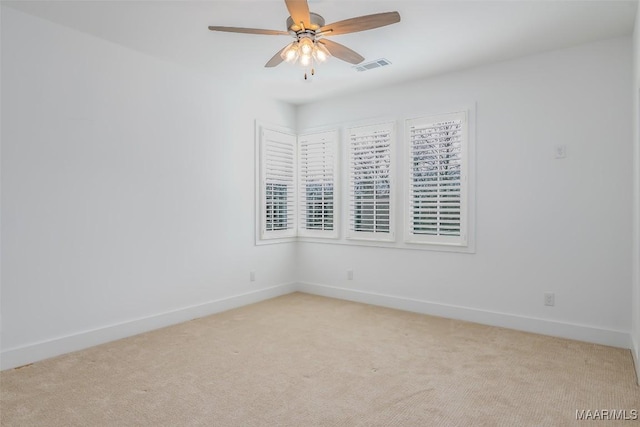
5 0 637 105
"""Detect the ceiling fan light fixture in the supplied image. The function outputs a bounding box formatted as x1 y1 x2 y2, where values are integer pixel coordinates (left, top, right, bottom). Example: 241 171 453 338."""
313 49 327 63
281 42 300 63
299 53 312 67
313 42 330 62
299 37 314 56
281 36 329 68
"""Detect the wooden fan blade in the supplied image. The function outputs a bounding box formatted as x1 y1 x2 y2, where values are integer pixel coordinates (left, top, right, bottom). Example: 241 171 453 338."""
265 47 286 68
319 12 400 36
318 39 364 65
208 26 289 36
284 0 311 27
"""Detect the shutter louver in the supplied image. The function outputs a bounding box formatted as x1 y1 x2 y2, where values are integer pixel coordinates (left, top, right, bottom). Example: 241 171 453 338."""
298 131 338 237
348 123 395 240
406 112 467 245
261 128 296 239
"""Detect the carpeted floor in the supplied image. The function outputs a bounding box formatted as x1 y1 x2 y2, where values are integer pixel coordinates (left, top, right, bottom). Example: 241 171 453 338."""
1 292 638 426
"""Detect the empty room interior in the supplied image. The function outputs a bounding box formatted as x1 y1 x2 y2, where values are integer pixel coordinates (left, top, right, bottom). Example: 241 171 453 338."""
2 0 640 425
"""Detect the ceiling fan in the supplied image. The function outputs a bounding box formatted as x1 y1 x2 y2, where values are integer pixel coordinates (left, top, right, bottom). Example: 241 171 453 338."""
208 0 400 78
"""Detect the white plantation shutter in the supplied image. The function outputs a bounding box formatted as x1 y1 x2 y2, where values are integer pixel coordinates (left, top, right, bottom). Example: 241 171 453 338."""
298 130 339 238
405 111 468 245
347 122 395 240
260 128 296 239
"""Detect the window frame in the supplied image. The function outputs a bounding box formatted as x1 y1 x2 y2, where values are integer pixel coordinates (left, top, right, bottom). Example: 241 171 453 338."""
404 111 469 247
297 130 340 239
256 123 297 243
346 121 396 242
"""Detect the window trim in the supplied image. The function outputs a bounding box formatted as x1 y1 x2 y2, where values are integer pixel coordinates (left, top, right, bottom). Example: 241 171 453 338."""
256 103 475 254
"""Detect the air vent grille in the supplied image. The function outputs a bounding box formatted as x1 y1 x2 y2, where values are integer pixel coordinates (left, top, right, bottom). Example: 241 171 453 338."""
353 58 392 72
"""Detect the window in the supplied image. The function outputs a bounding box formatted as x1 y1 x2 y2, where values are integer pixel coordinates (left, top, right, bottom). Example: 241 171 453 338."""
347 122 395 241
259 127 296 240
298 130 339 238
265 183 288 231
256 109 474 251
405 111 468 246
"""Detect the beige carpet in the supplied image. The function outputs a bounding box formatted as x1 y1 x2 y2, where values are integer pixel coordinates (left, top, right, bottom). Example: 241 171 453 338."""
1 292 638 426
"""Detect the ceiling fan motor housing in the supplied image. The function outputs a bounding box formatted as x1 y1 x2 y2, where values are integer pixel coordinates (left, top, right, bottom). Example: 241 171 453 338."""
287 12 325 33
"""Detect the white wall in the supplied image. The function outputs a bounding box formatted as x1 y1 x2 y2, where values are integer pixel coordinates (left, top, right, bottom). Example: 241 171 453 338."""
297 37 633 347
0 7 297 369
0 2 3 365
1 6 635 372
632 1 640 383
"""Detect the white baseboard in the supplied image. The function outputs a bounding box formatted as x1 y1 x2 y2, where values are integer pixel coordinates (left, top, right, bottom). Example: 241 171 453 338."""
0 283 296 371
2 281 633 372
297 282 632 349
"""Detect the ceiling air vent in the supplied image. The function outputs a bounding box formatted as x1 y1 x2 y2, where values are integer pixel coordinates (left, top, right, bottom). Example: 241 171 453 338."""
353 58 392 72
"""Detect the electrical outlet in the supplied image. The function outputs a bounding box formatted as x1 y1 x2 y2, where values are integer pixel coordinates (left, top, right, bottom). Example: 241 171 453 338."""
544 292 555 306
347 270 354 280
250 271 256 282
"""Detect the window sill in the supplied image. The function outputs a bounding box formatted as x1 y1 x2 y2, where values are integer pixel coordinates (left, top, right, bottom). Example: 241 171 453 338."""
295 236 476 253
